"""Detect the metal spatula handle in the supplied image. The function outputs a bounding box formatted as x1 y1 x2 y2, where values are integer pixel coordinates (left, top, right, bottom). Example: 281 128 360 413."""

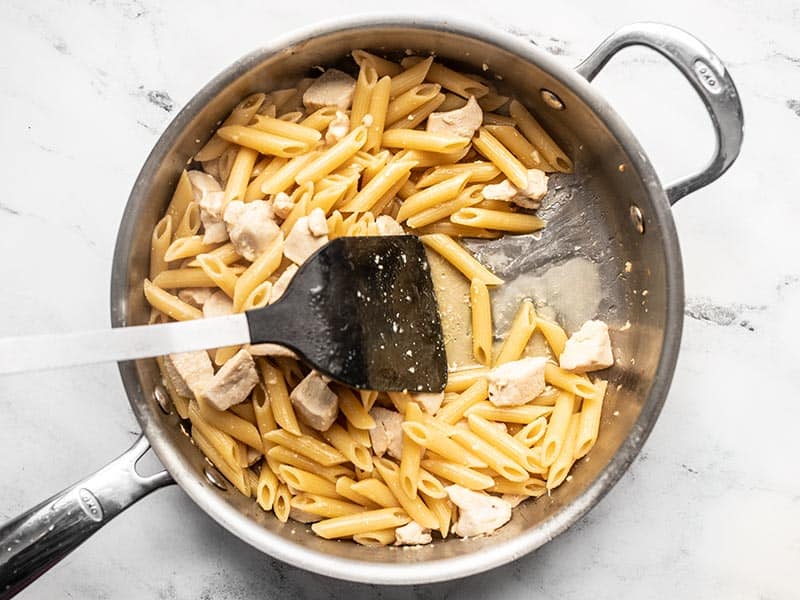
0 314 251 375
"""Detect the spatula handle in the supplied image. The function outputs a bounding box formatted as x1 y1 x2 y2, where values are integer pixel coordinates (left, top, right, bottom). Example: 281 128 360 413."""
0 314 251 375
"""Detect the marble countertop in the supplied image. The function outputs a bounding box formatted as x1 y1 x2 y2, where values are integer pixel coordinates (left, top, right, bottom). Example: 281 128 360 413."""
1 1 798 598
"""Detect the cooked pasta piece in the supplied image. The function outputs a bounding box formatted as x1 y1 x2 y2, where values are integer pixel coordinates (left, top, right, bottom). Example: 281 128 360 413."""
469 278 493 366
509 100 574 172
420 234 503 286
311 508 410 539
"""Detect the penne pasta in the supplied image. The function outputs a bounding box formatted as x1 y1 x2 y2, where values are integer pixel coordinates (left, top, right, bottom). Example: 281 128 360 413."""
484 124 552 171
264 430 347 466
150 215 173 279
311 507 410 539
470 278 493 366
143 279 202 321
365 75 391 152
420 234 503 286
495 300 537 365
473 128 529 189
258 359 300 435
509 100 574 173
382 129 470 154
295 126 368 184
436 378 489 425
451 207 546 234
574 380 607 459
195 93 266 162
390 56 433 98
396 172 470 222
465 401 553 424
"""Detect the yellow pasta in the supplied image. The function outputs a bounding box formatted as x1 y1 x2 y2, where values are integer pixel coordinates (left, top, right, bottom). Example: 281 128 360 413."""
188 401 241 472
232 233 283 312
514 416 548 447
337 387 376 429
365 75 391 152
401 419 486 469
436 378 489 425
396 173 469 222
467 414 544 475
350 478 401 508
575 380 607 459
264 430 347 466
195 93 266 161
223 146 259 205
536 318 569 357
451 207 546 234
187 242 240 268
291 494 365 519
495 300 537 365
311 507 410 539
216 125 309 158
489 477 546 497
387 93 446 130
544 363 602 400
335 476 379 508
350 65 378 129
241 281 272 311
541 390 576 467
353 529 396 546
385 83 442 126
258 359 301 436
421 458 494 490
444 366 490 393
448 428 528 482
191 427 249 496
420 234 503 286
256 463 280 511
373 458 438 530
352 49 402 77
473 127 529 189
381 129 469 154
322 424 373 472
273 484 292 522
484 124 552 171
390 56 433 97
295 126 368 184
143 279 202 321
547 414 580 490
278 465 339 498
266 446 354 483
465 401 553 424
405 184 483 229
195 253 238 298
422 494 452 538
509 100 574 172
395 145 471 168
150 215 173 279
164 235 220 262
417 468 447 499
414 59 489 99
338 159 417 214
416 161 501 188
251 114 322 145
400 402 425 497
166 170 194 224
197 397 263 451
173 203 201 239
261 151 321 196
470 278 493 366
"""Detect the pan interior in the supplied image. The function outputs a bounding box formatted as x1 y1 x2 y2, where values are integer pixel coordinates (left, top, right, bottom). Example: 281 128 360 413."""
113 23 674 578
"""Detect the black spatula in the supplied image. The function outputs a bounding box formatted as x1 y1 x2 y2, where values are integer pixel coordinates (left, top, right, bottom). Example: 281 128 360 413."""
0 236 447 392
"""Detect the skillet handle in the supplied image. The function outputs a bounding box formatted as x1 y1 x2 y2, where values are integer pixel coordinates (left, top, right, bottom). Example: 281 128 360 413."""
575 22 744 205
0 435 173 598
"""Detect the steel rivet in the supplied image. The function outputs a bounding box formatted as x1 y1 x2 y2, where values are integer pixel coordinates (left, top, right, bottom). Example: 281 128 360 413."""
153 384 172 414
203 466 228 491
629 205 645 234
540 89 565 110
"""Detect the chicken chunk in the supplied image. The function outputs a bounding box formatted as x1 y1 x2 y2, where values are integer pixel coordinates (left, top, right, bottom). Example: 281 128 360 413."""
223 200 281 262
165 350 214 399
412 391 444 415
302 69 356 111
187 170 228 244
446 485 512 538
368 407 404 460
270 263 298 303
202 349 259 411
177 287 215 308
426 96 483 138
290 371 339 431
272 192 294 220
487 356 547 407
394 521 432 546
283 208 329 265
325 110 350 144
375 215 405 236
202 290 233 319
481 169 549 209
559 320 614 372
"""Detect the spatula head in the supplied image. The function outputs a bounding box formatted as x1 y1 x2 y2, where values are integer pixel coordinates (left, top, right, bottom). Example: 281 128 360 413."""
246 236 447 392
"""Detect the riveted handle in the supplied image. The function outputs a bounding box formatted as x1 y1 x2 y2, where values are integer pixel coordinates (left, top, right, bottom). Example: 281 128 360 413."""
575 22 744 204
0 435 173 598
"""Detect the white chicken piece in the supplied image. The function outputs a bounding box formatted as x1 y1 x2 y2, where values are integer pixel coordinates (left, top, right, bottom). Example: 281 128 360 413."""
559 320 614 372
187 170 228 244
368 407 404 460
272 192 295 220
375 215 405 236
426 96 483 138
177 288 215 308
202 349 259 411
202 290 233 319
223 200 281 262
290 371 339 431
325 110 350 144
412 391 444 415
394 521 433 546
487 356 547 407
446 485 512 538
283 208 329 265
302 69 356 111
270 263 299 303
481 169 549 209
164 350 214 399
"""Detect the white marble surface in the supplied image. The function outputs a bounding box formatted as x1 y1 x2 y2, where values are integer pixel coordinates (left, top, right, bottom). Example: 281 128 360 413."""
1 1 798 598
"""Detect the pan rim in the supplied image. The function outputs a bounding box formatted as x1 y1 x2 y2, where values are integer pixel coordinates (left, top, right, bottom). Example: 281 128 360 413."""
111 13 684 585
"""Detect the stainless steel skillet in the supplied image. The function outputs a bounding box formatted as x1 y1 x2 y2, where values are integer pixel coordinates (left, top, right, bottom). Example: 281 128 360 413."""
0 16 743 595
